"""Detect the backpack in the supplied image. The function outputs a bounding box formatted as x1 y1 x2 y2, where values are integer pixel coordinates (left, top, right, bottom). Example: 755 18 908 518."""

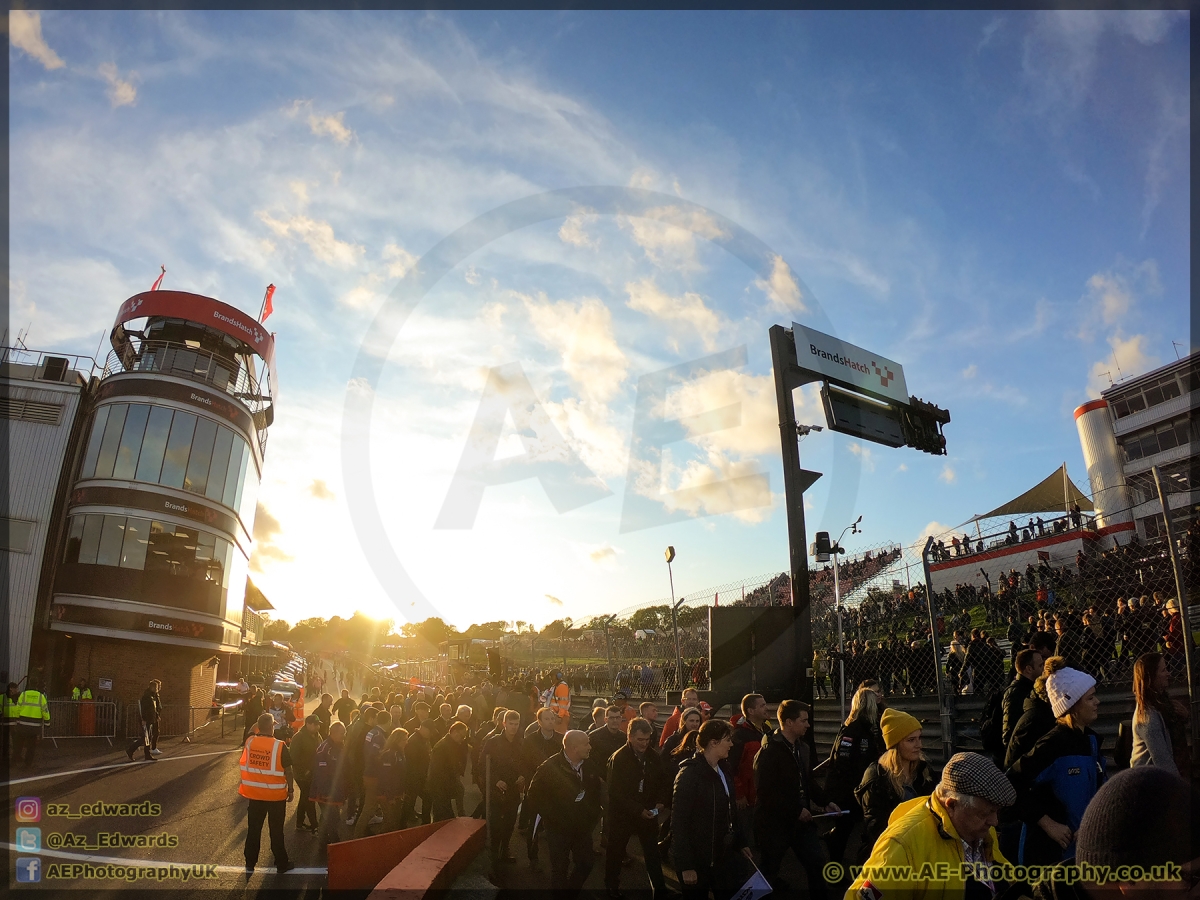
979 685 1006 760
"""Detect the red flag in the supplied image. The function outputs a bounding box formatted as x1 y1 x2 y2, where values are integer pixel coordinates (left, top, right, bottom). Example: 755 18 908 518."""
260 284 276 323
150 265 165 291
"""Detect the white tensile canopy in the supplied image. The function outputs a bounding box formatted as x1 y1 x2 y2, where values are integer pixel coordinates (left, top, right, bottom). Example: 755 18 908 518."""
960 464 1093 528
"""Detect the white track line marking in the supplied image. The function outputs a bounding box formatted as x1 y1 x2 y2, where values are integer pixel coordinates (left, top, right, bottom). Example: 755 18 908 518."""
0 843 326 875
1 749 239 786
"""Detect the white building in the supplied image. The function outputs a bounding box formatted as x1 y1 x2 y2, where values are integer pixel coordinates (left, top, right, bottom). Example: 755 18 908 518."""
1078 351 1198 543
3 349 94 684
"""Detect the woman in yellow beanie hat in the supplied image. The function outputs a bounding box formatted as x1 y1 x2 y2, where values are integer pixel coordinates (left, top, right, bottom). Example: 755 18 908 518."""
854 707 935 857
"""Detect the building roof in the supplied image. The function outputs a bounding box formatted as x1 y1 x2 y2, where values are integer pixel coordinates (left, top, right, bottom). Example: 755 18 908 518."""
1101 348 1198 401
244 578 274 611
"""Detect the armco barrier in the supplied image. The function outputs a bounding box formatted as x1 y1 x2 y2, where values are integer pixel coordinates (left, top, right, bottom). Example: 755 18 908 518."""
45 701 118 746
368 818 486 900
327 821 447 891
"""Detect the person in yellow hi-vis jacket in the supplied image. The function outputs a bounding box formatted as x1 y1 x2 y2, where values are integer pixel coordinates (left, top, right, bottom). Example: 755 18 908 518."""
11 681 51 768
848 752 1015 900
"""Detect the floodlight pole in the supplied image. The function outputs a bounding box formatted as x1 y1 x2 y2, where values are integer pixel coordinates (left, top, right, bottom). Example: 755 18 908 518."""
599 615 617 692
831 517 860 719
666 547 684 694
833 550 844 718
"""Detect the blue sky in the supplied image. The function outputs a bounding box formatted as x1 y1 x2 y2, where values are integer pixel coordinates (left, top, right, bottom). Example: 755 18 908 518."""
10 10 1190 629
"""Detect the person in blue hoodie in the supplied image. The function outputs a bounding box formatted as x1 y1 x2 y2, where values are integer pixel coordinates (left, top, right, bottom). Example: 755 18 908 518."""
1007 659 1105 866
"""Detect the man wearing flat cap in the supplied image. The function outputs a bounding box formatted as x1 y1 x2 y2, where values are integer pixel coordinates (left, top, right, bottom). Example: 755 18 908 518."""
849 751 1015 900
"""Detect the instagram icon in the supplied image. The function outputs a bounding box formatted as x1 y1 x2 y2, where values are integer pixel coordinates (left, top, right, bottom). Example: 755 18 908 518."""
15 797 41 822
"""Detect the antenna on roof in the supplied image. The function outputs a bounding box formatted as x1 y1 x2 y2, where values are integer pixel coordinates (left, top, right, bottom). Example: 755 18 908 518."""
1172 341 1183 360
1111 350 1124 382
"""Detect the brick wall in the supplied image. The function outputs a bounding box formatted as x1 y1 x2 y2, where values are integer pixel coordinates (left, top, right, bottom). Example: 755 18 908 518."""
69 635 217 709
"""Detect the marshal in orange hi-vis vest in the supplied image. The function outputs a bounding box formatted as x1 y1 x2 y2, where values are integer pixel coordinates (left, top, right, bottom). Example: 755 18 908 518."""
238 736 288 800
549 682 571 734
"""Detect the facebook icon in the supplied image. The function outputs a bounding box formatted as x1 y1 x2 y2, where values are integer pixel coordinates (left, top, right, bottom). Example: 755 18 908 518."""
16 857 42 883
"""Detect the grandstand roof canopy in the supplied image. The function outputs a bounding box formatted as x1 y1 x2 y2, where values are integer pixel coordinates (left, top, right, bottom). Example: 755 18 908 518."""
963 464 1094 524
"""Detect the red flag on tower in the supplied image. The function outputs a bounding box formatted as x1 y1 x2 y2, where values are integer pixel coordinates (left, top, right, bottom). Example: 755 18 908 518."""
260 284 276 323
150 265 166 291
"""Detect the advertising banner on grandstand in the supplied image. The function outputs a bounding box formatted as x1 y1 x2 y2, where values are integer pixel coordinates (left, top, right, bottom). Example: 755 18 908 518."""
792 322 909 405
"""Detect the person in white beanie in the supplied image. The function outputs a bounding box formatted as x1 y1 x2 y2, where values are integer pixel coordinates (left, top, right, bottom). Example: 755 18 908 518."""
1007 657 1106 867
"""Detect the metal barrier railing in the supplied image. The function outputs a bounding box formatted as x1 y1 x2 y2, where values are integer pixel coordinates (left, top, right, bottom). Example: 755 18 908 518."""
122 701 244 743
45 701 119 747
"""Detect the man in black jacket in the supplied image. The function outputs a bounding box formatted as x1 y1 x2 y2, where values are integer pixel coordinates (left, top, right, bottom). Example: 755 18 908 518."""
126 681 161 762
527 730 604 900
753 700 839 899
522 708 564 868
399 719 433 827
482 710 525 877
604 718 666 899
428 722 469 821
587 706 628 769
1002 649 1043 750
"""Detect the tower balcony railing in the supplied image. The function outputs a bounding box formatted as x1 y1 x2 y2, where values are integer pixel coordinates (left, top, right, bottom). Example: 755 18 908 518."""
102 339 271 454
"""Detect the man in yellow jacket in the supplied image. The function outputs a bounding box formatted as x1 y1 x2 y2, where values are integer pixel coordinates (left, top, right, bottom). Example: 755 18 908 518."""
11 681 51 768
848 751 1016 900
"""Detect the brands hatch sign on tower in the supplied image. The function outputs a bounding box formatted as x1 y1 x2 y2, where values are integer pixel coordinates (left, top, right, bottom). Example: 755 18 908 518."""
792 322 909 406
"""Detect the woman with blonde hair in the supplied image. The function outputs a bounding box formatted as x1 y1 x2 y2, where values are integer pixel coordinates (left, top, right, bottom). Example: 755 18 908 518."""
854 708 935 855
1131 651 1182 775
1008 657 1106 865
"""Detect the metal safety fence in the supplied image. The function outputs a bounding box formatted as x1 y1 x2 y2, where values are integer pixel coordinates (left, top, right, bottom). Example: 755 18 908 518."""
122 701 245 743
45 701 119 746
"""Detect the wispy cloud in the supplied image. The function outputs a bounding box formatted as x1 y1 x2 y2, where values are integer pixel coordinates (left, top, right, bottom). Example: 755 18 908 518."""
99 63 137 108
258 211 365 268
308 479 335 500
250 503 293 571
288 99 355 144
939 464 957 484
847 441 876 473
1088 331 1159 396
1077 258 1159 341
625 277 724 352
753 254 805 315
10 11 65 70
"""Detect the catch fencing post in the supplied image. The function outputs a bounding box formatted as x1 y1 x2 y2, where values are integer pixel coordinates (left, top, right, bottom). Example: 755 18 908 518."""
922 536 954 763
1152 464 1198 765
